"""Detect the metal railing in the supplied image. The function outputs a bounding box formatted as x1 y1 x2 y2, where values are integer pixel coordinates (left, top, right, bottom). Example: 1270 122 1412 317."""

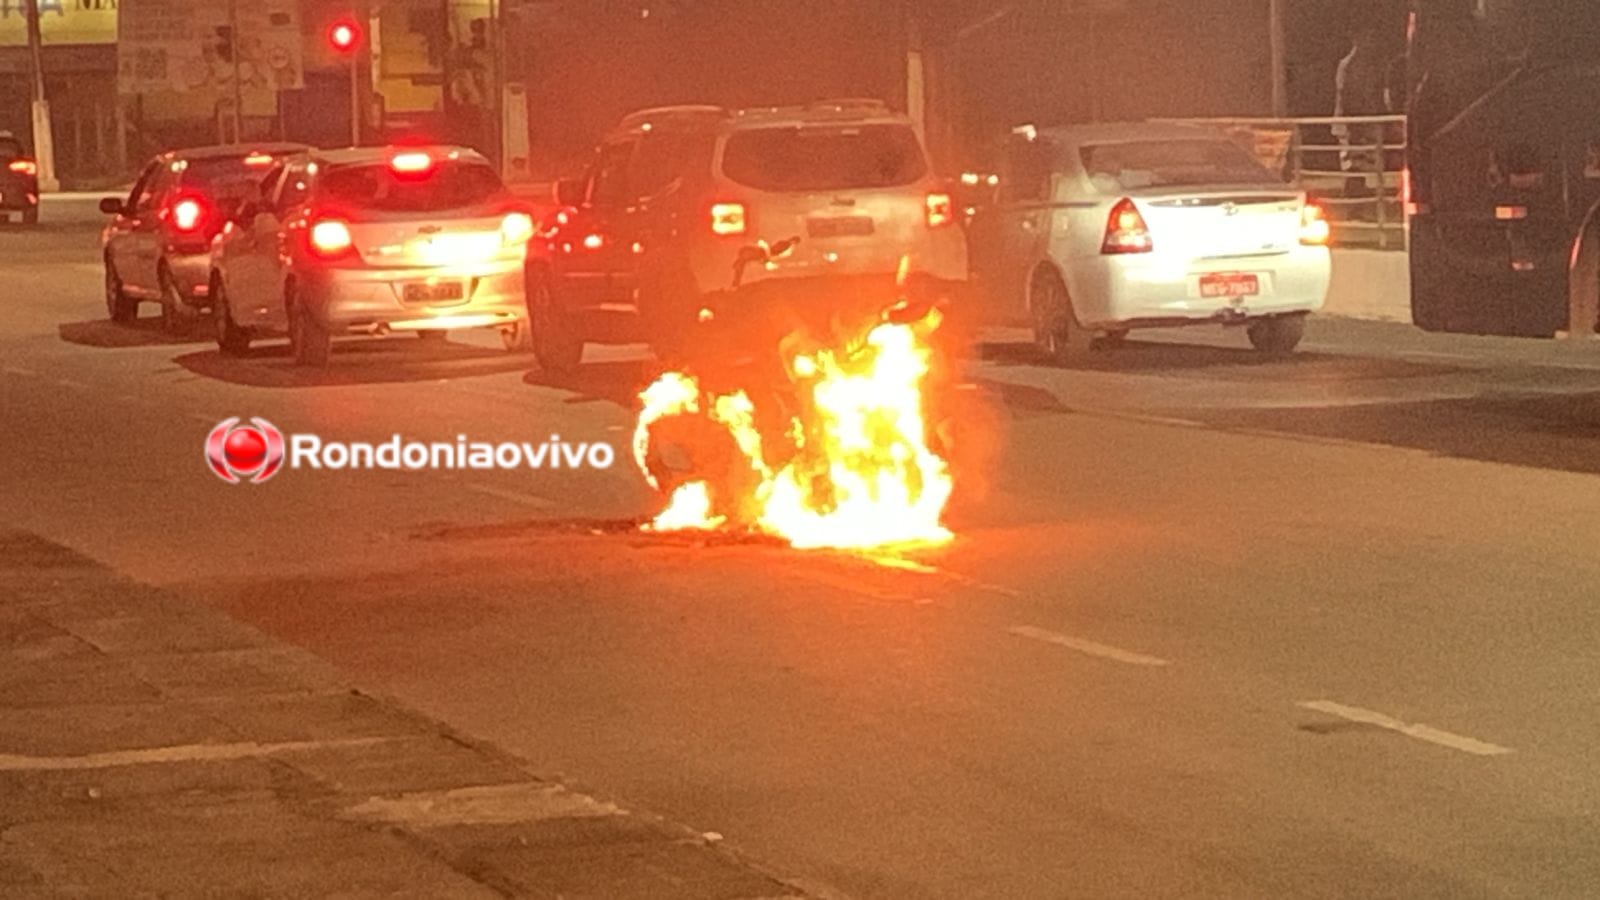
1162 115 1410 251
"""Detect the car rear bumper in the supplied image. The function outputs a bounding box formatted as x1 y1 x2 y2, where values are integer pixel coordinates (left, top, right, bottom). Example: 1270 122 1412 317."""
1066 246 1330 328
165 251 213 302
298 259 526 333
688 229 969 297
0 175 38 210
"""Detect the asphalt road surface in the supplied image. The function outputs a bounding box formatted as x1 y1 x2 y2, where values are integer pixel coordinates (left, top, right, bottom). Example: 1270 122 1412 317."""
5 202 1600 899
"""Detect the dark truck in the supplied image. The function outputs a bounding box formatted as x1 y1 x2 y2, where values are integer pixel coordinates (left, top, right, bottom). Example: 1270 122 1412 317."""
1407 0 1600 338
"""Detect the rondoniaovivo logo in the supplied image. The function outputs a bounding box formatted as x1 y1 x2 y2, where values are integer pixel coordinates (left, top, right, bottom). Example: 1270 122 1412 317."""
207 418 286 484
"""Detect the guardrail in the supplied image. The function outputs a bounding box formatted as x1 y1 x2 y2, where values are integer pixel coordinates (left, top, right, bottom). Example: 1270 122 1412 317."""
1162 115 1409 251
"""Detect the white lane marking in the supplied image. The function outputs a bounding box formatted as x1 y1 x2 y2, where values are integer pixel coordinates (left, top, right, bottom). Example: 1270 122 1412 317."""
1297 700 1513 757
2 366 36 377
0 736 396 772
1007 625 1172 667
54 379 91 391
466 483 556 509
342 782 622 827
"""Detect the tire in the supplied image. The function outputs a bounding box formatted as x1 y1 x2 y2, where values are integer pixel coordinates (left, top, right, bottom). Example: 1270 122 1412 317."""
212 277 251 356
527 268 583 375
1247 313 1308 354
158 267 190 335
500 318 534 353
105 261 137 324
21 206 38 226
287 286 331 367
1030 267 1092 366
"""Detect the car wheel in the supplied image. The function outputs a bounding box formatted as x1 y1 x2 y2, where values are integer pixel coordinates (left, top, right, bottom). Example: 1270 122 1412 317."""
287 286 331 367
1030 267 1092 366
104 261 137 324
1247 313 1308 354
527 269 583 375
21 206 38 226
213 278 251 356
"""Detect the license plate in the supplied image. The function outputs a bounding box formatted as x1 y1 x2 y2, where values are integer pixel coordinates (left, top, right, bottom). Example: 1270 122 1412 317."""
807 216 875 238
1199 273 1260 298
403 281 464 303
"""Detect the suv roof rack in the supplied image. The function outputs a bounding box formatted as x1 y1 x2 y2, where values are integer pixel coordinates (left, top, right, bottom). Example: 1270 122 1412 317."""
616 105 730 132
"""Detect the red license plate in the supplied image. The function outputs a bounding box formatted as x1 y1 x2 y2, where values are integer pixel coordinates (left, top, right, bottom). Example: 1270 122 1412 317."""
1199 273 1260 298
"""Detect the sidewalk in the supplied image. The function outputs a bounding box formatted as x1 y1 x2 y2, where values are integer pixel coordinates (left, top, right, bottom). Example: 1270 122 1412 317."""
0 530 806 899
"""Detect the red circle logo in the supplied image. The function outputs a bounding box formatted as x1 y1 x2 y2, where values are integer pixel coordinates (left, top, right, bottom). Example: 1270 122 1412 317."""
206 418 285 484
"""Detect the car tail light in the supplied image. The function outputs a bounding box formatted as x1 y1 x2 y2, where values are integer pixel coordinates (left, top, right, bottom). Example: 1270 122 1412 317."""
170 197 206 233
926 192 955 228
8 159 37 176
501 212 535 245
243 152 275 168
1101 197 1153 254
1495 205 1529 221
390 151 433 174
711 202 746 236
1300 202 1331 246
309 219 355 257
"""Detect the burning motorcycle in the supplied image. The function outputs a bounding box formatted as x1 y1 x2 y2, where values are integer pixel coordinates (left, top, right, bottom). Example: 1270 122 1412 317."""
632 239 959 550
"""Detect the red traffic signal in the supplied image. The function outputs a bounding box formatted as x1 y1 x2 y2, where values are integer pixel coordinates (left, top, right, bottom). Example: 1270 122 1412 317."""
328 19 361 52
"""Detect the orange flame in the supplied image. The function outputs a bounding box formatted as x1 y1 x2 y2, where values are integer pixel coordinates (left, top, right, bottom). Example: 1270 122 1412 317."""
634 314 953 551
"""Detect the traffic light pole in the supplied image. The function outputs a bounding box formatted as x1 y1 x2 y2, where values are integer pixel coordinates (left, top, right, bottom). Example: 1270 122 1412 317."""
350 52 361 146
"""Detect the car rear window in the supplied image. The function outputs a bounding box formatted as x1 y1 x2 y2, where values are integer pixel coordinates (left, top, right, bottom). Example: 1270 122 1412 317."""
721 124 928 192
319 161 506 212
0 137 24 158
179 156 283 204
1080 140 1279 191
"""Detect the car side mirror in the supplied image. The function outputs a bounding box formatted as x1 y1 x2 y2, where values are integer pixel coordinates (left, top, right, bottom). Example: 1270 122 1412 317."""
99 197 125 216
556 178 586 207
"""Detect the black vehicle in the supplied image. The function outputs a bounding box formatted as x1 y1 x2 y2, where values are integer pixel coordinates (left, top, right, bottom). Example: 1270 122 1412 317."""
0 133 40 226
1407 1 1600 337
522 100 968 374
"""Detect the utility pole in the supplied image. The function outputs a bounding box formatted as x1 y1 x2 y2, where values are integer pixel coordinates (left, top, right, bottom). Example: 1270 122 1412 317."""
229 0 245 142
23 0 59 191
906 3 927 138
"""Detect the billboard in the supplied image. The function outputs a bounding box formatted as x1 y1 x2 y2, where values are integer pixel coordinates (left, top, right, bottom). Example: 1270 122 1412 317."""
118 0 304 96
0 0 118 47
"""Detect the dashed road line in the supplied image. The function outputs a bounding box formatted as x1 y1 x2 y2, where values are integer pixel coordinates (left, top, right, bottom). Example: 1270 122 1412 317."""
1007 625 1172 667
2 366 36 377
0 736 397 772
1297 700 1513 757
54 379 91 391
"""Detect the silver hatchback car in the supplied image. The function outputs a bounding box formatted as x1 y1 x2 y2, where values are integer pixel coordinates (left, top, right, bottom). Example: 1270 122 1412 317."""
209 146 536 365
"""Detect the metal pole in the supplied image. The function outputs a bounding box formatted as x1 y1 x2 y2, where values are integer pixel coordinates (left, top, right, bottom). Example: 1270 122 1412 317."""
229 0 244 143
1269 0 1289 117
350 52 361 146
23 0 59 191
491 0 504 164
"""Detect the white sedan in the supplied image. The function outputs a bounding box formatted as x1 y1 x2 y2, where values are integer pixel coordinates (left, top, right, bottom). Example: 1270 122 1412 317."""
968 122 1332 360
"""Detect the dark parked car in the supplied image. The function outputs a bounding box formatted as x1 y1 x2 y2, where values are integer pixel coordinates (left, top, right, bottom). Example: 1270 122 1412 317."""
0 132 40 226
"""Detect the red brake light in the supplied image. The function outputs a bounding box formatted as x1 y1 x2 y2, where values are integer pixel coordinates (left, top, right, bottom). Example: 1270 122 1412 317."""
170 198 205 232
711 202 746 236
243 152 275 168
1101 198 1152 254
329 21 360 52
309 219 355 257
926 192 954 228
390 152 433 174
1300 202 1331 246
8 159 37 176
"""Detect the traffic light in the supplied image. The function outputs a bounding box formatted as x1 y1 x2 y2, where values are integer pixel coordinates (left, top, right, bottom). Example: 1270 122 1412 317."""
329 19 362 53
